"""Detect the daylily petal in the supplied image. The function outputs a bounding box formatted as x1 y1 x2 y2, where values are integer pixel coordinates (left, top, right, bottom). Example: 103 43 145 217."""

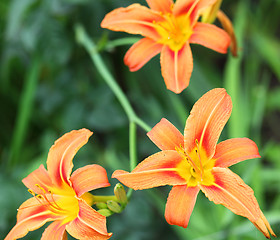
189 22 230 54
200 167 261 222
124 38 162 72
22 164 53 195
66 200 112 239
101 4 164 41
200 167 275 238
47 129 93 186
253 211 276 238
214 138 261 168
4 197 60 240
184 88 232 159
165 185 199 228
173 0 216 23
147 118 184 150
41 221 67 240
16 197 59 222
146 0 174 13
112 150 187 190
70 164 110 198
160 43 193 94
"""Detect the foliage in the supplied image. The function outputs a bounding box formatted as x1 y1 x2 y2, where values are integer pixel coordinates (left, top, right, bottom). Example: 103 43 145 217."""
0 0 279 239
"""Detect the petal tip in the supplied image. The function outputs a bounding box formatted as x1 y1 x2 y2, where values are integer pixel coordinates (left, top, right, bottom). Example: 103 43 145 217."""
112 170 128 179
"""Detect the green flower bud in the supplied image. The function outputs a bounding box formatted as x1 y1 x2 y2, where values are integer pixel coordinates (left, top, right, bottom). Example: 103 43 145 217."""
107 200 122 213
114 183 127 205
96 202 108 210
97 209 113 217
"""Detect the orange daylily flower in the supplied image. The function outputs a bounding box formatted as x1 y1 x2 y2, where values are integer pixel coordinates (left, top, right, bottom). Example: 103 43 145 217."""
101 0 231 94
113 88 276 238
5 129 112 240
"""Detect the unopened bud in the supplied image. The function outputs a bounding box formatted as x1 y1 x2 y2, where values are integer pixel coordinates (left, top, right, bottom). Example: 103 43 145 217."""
114 183 127 205
98 209 113 217
107 200 122 213
96 202 108 210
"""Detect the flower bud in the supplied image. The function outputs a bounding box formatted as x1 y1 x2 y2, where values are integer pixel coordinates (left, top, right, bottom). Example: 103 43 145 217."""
114 183 127 205
96 202 108 210
98 209 113 217
107 200 122 213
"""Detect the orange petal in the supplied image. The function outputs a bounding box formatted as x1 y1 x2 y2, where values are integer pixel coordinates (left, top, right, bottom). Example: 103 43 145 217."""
201 167 275 238
101 4 164 41
112 150 187 190
4 197 59 240
124 38 162 72
190 22 230 54
165 185 199 228
47 128 93 186
160 44 193 93
184 88 232 159
70 164 110 197
147 118 184 150
214 138 261 168
66 200 112 239
146 0 174 13
200 167 261 222
22 164 53 195
173 0 216 23
41 221 67 240
253 211 276 239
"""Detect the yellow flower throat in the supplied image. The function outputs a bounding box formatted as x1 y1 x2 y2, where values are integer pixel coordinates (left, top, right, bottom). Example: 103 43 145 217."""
153 13 193 52
28 183 92 224
176 140 215 187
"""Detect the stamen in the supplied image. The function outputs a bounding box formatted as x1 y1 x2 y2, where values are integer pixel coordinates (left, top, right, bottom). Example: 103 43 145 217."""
49 190 64 210
195 139 204 180
35 184 47 194
183 150 201 176
28 189 35 196
175 146 201 175
32 184 64 213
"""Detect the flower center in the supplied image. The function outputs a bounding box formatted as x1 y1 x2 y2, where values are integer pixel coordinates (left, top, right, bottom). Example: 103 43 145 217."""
153 13 193 51
28 183 79 223
176 140 215 187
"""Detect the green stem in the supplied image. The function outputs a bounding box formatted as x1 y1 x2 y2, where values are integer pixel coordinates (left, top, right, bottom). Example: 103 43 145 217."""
92 195 118 203
75 24 153 200
104 37 140 51
76 24 135 122
75 24 152 132
127 122 137 199
134 116 152 132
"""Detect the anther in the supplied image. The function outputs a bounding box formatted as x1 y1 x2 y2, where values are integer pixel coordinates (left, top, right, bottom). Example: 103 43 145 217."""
37 195 43 199
28 189 35 196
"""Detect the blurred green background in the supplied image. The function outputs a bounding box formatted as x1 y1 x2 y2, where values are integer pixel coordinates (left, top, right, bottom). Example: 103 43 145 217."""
0 0 279 239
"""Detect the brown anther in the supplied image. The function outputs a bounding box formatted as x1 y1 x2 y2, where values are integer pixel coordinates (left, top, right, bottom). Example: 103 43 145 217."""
28 189 35 196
